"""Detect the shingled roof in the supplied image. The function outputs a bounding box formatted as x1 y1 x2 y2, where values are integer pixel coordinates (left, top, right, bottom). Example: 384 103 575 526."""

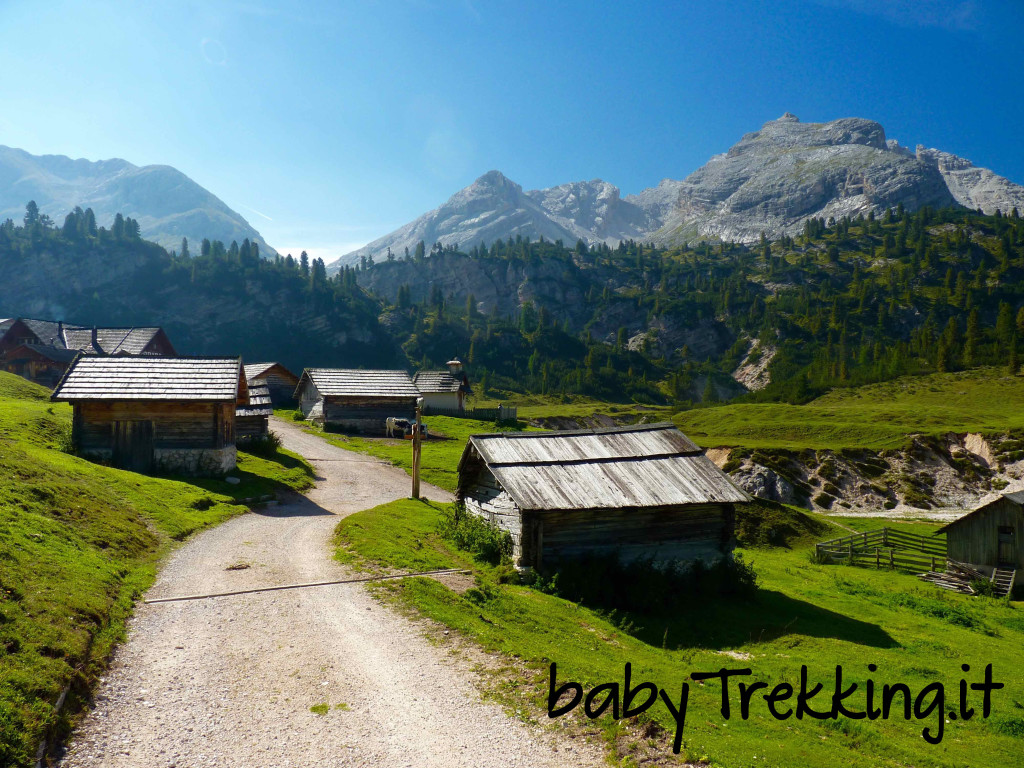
5 343 81 363
237 380 273 417
244 362 298 381
459 423 749 512
61 326 167 355
414 370 469 393
297 368 419 398
52 357 243 402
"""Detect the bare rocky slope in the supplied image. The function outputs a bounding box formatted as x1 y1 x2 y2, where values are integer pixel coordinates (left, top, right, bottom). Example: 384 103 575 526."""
0 145 275 255
333 113 1024 268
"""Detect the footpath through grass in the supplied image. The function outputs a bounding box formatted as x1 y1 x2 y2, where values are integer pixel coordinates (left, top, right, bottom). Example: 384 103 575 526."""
0 373 314 767
334 498 1024 768
675 367 1024 450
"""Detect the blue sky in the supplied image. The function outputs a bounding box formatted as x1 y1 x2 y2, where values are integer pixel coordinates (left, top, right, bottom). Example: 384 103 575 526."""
1 0 1022 259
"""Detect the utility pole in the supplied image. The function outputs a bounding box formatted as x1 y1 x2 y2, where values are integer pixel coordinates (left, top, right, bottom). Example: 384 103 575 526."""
412 397 423 499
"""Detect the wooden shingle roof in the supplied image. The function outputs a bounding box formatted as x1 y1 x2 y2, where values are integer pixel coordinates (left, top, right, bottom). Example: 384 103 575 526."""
298 368 419 398
244 362 298 381
61 327 165 355
52 357 243 402
460 423 749 512
237 381 273 416
414 370 469 393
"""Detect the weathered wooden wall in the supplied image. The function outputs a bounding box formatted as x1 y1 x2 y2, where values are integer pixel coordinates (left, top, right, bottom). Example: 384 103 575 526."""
461 463 734 570
259 371 299 405
236 414 269 442
947 499 1024 569
536 503 732 570
0 358 67 388
463 467 524 560
74 401 235 452
323 396 417 434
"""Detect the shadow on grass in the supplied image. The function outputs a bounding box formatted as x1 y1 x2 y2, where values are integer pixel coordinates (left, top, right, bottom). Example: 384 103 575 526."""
629 589 897 651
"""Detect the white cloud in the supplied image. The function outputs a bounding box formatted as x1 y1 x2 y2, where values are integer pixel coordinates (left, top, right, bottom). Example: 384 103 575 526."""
813 0 979 31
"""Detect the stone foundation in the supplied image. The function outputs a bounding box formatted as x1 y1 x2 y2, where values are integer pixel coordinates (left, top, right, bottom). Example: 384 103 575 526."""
153 446 236 476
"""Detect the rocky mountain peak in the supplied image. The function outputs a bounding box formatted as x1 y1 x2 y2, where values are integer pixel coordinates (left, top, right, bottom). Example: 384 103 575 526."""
777 112 800 122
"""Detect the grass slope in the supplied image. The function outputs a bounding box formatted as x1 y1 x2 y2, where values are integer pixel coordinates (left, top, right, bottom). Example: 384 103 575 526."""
0 373 313 767
676 368 1024 450
335 498 1024 768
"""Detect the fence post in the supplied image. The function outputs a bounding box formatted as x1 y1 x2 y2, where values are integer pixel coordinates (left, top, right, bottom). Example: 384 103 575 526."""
889 550 894 569
876 547 880 568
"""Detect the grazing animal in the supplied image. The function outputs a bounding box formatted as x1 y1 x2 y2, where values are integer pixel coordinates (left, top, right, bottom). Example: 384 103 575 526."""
386 417 412 437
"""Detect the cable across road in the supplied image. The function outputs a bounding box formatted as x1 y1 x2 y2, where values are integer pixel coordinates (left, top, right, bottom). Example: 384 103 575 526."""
144 568 470 604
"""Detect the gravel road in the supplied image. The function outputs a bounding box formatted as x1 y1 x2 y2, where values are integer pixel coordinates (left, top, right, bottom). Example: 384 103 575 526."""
59 417 602 767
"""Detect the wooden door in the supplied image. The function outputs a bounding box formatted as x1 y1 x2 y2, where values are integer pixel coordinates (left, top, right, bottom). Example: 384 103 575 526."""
112 420 154 473
997 526 1015 567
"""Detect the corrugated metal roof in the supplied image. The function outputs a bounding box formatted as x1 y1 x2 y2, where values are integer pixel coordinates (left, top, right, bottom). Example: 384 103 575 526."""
463 423 748 511
52 357 242 401
414 370 467 393
300 368 419 398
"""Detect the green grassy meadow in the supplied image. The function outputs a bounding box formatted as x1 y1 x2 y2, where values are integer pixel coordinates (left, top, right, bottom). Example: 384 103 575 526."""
0 373 313 766
675 368 1024 450
335 498 1024 768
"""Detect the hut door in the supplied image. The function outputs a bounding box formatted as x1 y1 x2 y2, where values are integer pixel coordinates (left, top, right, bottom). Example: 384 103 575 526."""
997 526 1015 567
113 420 154 473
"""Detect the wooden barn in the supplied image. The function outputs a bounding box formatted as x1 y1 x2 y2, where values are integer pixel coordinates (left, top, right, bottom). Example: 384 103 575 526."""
294 368 420 434
937 491 1022 588
51 356 247 475
0 344 81 388
236 379 272 443
0 317 176 387
243 362 300 406
456 423 750 571
414 358 471 414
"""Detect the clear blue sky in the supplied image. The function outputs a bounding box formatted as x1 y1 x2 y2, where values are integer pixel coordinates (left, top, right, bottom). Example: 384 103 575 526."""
2 0 1022 259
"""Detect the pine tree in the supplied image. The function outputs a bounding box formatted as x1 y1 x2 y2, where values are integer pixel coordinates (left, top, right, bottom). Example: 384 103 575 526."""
180 237 190 259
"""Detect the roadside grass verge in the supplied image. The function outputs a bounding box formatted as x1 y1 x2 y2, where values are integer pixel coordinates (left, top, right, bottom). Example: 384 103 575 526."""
334 497 1024 768
675 367 1024 450
0 373 313 767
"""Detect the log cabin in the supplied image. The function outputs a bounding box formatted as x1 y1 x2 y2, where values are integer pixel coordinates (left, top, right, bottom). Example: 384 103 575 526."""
414 358 471 414
937 491 1022 587
243 362 300 406
0 317 176 387
456 423 750 571
294 368 419 434
51 356 247 475
236 379 272 443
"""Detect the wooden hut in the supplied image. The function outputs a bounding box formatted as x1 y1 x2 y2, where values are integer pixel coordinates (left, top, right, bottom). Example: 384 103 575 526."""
937 491 1023 584
236 380 272 443
51 356 246 475
0 344 80 389
414 358 471 414
243 362 300 406
0 318 176 387
293 368 419 434
456 423 750 571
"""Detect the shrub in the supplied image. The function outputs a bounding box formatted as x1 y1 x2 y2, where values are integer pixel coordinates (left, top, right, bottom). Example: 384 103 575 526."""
531 552 758 614
437 503 513 565
240 431 282 457
291 411 306 422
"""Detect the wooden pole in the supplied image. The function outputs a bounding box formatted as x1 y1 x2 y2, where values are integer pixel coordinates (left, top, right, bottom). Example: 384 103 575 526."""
412 398 422 499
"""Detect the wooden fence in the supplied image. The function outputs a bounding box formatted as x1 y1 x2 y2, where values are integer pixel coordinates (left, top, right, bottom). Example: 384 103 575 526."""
815 527 947 573
422 404 518 421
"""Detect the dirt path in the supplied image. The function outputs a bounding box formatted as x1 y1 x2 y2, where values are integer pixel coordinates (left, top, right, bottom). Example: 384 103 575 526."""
60 417 602 768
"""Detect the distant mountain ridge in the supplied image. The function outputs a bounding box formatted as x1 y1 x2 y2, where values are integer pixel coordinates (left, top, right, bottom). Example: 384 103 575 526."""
0 145 275 255
333 113 1024 268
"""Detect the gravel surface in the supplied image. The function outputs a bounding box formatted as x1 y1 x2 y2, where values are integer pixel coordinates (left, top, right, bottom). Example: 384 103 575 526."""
59 418 603 767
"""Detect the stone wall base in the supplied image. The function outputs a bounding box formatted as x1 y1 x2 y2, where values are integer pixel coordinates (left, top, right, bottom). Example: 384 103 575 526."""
154 446 236 476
